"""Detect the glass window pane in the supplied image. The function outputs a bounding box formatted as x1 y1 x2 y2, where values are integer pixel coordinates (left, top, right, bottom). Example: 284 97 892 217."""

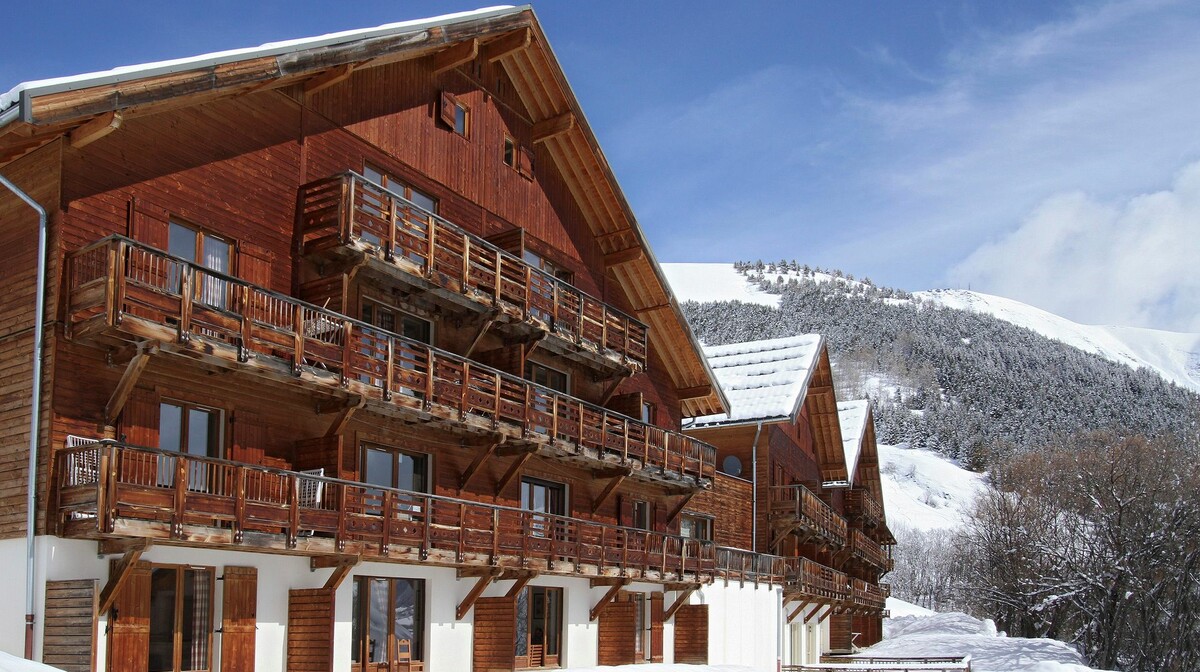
182 569 211 671
159 403 183 453
544 589 561 656
352 581 362 663
368 579 389 663
363 165 384 186
514 587 529 657
410 189 436 214
169 222 198 262
148 568 177 672
393 580 421 660
187 409 213 458
364 448 393 489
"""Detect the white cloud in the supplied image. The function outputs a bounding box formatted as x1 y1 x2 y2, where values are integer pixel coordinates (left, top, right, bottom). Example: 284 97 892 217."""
950 162 1200 332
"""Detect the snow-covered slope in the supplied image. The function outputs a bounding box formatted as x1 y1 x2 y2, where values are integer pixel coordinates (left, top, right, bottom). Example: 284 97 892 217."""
878 443 986 531
663 262 1200 393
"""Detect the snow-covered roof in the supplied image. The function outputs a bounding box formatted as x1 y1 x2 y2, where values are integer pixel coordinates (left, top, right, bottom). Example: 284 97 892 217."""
0 6 522 118
686 335 823 427
838 399 870 482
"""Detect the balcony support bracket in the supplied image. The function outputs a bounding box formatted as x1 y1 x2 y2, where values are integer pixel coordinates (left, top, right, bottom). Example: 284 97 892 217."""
589 579 630 621
806 604 833 624
787 602 809 624
664 585 699 621
325 395 366 438
103 341 158 425
95 540 150 618
464 312 500 359
456 568 502 620
664 491 698 525
432 38 479 74
459 436 505 493
313 555 360 591
590 468 631 515
504 571 536 598
494 449 535 497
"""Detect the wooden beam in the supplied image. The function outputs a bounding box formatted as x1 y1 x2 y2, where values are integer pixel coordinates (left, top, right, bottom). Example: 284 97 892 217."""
505 573 534 598
590 580 629 621
603 246 645 269
104 342 156 425
664 586 698 621
590 577 632 587
664 491 698 524
459 438 503 492
595 228 634 246
495 450 534 497
456 570 501 620
325 395 365 438
322 556 360 591
432 38 479 73
304 63 356 95
483 27 531 62
521 332 546 359
788 602 808 623
675 385 712 401
96 541 149 617
69 111 122 149
591 470 630 514
463 313 498 359
532 112 574 144
806 604 833 624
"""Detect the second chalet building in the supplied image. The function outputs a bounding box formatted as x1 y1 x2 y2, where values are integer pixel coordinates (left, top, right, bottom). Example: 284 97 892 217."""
0 5 890 672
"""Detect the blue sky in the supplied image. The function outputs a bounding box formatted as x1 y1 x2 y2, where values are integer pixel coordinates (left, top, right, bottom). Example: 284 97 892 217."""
3 1 1199 331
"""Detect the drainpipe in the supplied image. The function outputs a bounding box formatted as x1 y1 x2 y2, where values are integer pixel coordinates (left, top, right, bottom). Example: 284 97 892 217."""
750 421 764 551
0 173 49 660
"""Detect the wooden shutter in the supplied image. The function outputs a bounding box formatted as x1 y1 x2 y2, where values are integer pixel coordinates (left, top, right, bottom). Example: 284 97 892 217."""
472 596 516 672
230 410 265 465
653 501 667 533
650 592 664 663
220 566 257 672
238 242 273 290
439 91 459 128
107 562 151 672
617 495 633 528
286 588 333 672
518 146 534 178
121 387 158 447
43 579 97 672
597 599 637 665
127 198 170 250
672 603 709 664
607 392 643 419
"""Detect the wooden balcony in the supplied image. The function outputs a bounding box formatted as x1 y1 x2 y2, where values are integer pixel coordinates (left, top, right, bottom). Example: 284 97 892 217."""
55 442 722 583
846 578 888 613
714 547 793 586
845 488 884 529
769 485 848 549
296 173 648 375
848 528 892 573
65 236 715 487
783 557 850 604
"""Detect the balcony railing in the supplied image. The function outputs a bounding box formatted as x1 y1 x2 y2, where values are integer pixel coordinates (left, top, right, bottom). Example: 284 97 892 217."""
296 173 649 371
849 528 891 572
715 547 792 585
784 557 850 603
848 578 888 612
57 442 722 581
65 236 715 483
769 485 848 548
846 488 884 529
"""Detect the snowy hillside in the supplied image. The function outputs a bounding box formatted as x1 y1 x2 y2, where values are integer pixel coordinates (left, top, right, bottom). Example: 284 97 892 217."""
662 263 1200 393
877 443 986 531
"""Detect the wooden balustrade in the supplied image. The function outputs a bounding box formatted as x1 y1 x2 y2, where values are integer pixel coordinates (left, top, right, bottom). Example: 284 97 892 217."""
55 442 787 585
848 578 888 612
850 528 890 572
296 173 648 370
784 557 850 603
846 487 884 528
769 484 848 547
65 236 715 483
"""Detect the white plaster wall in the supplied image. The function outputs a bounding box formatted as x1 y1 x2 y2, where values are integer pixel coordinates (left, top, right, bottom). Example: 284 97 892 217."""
697 580 781 669
783 604 827 665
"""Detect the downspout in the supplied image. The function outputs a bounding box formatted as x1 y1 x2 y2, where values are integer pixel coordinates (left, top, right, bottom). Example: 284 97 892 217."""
750 421 764 551
0 173 49 660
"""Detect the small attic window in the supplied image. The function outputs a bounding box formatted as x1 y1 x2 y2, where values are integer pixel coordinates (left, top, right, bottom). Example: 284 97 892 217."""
503 136 516 168
440 91 469 137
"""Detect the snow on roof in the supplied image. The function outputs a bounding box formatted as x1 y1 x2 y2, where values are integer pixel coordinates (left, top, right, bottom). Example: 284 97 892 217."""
686 335 823 427
0 6 521 115
838 399 870 482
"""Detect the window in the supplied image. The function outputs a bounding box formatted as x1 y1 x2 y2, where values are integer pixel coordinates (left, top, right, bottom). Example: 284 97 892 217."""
362 445 428 493
439 90 469 137
351 577 425 669
631 500 651 531
521 477 566 538
363 165 437 214
360 165 437 262
503 136 517 168
516 586 562 667
147 565 214 672
522 249 573 284
158 401 222 489
360 301 431 391
680 514 713 542
640 401 656 425
525 361 569 394
168 220 230 310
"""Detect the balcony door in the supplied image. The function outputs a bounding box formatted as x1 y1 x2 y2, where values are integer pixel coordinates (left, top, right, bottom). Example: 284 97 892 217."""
168 220 231 310
148 566 215 672
362 444 428 516
351 577 425 672
515 586 562 669
157 401 223 490
520 477 565 539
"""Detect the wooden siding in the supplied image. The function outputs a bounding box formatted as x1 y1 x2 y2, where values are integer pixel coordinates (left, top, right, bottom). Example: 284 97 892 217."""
472 596 516 672
689 472 753 550
673 603 709 664
286 588 333 672
43 579 97 672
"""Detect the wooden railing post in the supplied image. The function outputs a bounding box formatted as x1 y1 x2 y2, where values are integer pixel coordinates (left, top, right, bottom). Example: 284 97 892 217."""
461 237 471 289
425 220 437 279
239 285 253 360
291 304 304 374
341 320 353 386
96 447 112 533
457 501 466 562
233 468 246 543
424 351 436 409
380 490 393 555
383 338 394 400
460 362 470 420
420 494 431 559
336 485 348 552
287 474 300 548
172 456 187 538
491 508 500 564
177 267 193 341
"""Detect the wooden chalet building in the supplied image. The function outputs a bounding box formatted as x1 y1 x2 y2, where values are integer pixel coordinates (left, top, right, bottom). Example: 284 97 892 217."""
0 5 844 672
683 336 895 664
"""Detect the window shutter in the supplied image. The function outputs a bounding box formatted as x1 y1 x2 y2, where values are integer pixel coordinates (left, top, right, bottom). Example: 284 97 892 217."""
653 502 667 533
650 592 664 662
287 588 334 672
220 567 257 672
126 198 169 250
617 495 632 528
121 388 159 447
607 392 643 419
230 410 264 465
472 596 517 672
108 561 152 672
439 91 459 128
518 146 534 178
238 242 273 290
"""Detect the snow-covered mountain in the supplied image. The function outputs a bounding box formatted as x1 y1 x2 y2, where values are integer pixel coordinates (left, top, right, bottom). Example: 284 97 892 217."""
877 443 985 531
663 262 1200 393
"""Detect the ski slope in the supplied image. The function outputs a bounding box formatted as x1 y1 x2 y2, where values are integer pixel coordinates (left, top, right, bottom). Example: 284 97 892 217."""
662 262 1200 393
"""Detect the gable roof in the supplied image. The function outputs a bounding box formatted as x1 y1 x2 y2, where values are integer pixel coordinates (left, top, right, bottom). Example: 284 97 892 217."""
685 335 823 427
0 6 727 417
837 399 871 481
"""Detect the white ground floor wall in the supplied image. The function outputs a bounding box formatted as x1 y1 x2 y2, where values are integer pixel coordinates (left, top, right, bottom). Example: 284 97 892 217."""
0 536 832 671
